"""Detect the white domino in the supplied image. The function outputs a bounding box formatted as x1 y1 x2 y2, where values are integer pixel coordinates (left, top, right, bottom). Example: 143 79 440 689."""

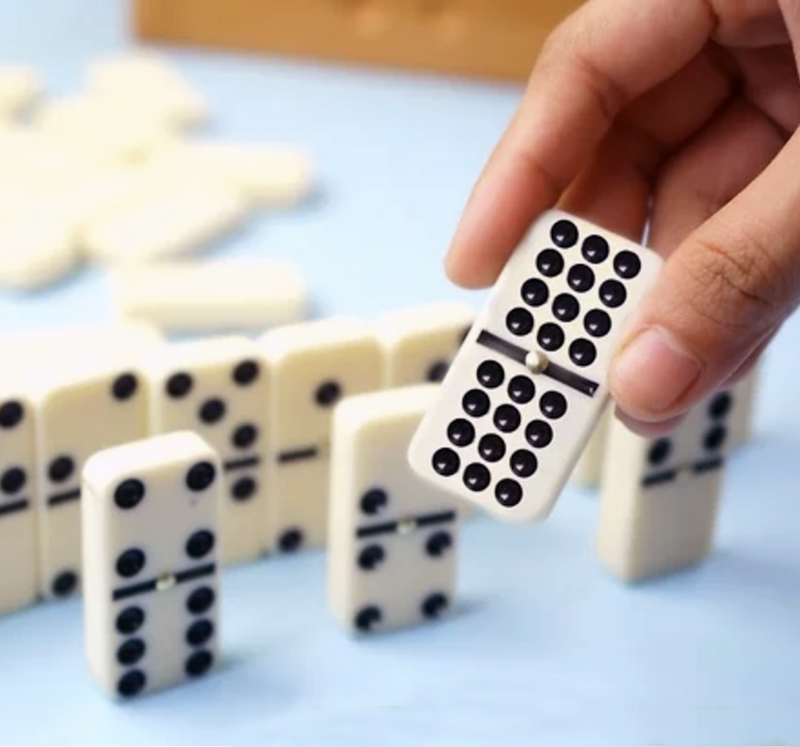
596 387 740 582
259 318 383 554
0 66 40 116
329 385 460 634
28 325 163 599
110 258 307 333
151 140 314 207
728 365 761 451
0 375 39 616
408 210 663 522
376 301 475 387
144 336 270 565
82 431 221 699
86 50 207 130
82 179 250 264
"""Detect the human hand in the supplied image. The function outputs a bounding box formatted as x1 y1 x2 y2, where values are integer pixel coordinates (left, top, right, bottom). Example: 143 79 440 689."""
444 0 800 435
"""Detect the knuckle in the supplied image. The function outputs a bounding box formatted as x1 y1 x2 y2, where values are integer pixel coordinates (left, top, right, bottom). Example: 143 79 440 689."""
675 221 794 330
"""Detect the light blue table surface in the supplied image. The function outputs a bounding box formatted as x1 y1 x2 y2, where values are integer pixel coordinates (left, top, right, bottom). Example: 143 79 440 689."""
0 2 799 745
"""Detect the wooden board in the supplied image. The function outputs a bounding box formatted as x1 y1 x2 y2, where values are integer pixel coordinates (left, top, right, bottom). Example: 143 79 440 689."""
134 0 585 81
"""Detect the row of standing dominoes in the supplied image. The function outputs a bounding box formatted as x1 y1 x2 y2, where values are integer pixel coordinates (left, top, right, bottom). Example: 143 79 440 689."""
0 300 475 617
0 52 313 290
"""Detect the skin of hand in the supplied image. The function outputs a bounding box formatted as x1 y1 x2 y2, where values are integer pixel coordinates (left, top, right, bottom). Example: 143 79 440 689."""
444 0 800 437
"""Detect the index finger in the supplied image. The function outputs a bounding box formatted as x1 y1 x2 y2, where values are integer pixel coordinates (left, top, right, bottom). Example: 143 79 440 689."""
444 0 717 288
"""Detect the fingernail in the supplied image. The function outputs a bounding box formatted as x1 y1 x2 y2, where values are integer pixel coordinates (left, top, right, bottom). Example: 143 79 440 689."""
610 327 702 417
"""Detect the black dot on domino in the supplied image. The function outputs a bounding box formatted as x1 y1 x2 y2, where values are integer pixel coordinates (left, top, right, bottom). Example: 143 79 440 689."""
584 309 612 338
187 586 215 615
185 650 213 678
508 375 535 405
704 425 727 452
613 250 642 279
581 235 609 264
427 360 449 383
355 605 382 632
48 455 74 483
232 423 258 449
462 389 490 418
315 380 342 407
186 530 215 559
0 400 23 428
448 418 475 447
510 449 537 478
569 339 597 367
432 448 460 477
478 434 506 462
708 392 732 420
540 391 568 419
599 279 627 308
51 571 77 597
0 467 25 495
112 373 138 401
116 548 145 578
117 670 146 698
426 531 452 558
117 638 146 665
279 529 303 553
463 463 491 492
648 438 671 466
114 478 145 510
521 278 549 307
166 372 193 398
231 477 256 501
506 308 534 337
358 544 385 570
551 219 579 248
232 359 259 386
537 323 564 352
567 264 595 293
186 620 214 647
493 404 521 433
495 478 523 507
199 398 226 424
525 419 553 448
421 592 449 618
552 293 580 322
537 249 564 278
477 360 505 389
116 606 145 634
186 461 216 492
360 488 388 515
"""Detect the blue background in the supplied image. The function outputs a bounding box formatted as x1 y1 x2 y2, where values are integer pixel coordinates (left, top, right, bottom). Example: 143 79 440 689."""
0 1 798 745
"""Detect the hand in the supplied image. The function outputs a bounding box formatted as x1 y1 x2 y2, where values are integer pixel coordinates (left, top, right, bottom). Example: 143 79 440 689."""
444 0 800 436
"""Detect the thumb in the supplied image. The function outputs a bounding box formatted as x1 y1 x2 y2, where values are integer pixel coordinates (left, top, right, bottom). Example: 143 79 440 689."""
609 138 800 424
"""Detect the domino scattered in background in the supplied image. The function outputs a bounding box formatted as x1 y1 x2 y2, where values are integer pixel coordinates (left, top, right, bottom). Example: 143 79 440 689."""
0 65 40 117
82 431 221 699
408 211 664 522
109 257 307 334
260 318 383 554
144 336 270 565
329 385 460 634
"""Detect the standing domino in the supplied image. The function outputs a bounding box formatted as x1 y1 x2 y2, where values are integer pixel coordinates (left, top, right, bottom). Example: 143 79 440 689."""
31 328 162 599
376 302 475 387
260 318 382 554
0 378 39 616
329 385 460 634
82 431 221 699
728 365 761 451
145 336 270 565
0 66 40 116
569 405 613 488
408 211 663 521
596 388 739 582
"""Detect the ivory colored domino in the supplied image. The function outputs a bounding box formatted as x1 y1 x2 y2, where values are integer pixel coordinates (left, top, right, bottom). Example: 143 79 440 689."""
0 66 40 116
110 258 307 333
86 50 207 130
82 179 250 264
728 365 760 451
82 431 221 699
151 140 314 206
569 405 612 488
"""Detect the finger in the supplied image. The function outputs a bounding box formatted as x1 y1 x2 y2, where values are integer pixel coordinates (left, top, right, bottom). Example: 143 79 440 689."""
722 324 778 385
444 0 717 288
609 98 791 422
